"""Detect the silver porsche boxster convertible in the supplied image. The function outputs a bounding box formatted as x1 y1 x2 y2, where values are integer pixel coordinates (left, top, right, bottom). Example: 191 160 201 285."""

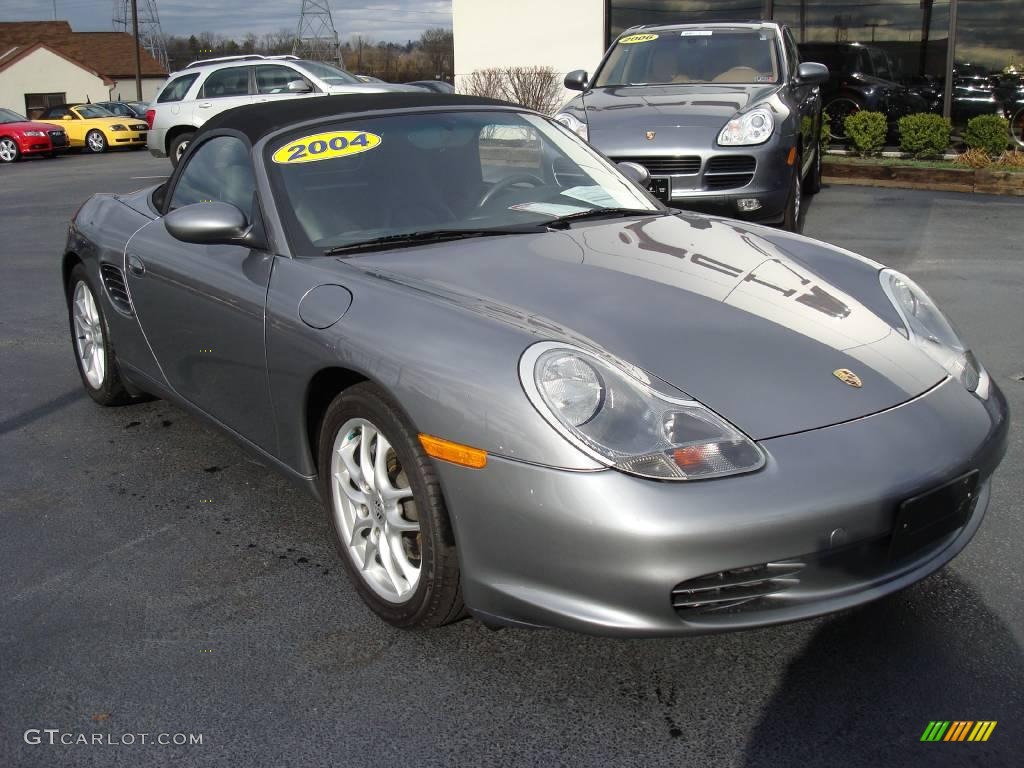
63 93 1008 636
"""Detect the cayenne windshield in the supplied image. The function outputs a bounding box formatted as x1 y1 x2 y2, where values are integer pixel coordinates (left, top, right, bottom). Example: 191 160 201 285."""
595 28 780 86
0 108 26 123
269 110 661 252
294 60 361 85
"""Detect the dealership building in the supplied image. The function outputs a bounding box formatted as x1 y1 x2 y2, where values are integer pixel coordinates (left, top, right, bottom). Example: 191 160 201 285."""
455 0 1023 98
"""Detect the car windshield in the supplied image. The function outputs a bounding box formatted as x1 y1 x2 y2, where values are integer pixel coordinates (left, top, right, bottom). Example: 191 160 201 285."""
0 108 26 123
294 60 361 85
75 105 115 118
268 110 661 252
595 28 780 86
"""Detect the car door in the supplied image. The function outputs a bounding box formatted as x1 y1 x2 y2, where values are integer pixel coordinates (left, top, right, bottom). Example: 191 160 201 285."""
124 134 277 451
253 64 319 105
192 66 255 128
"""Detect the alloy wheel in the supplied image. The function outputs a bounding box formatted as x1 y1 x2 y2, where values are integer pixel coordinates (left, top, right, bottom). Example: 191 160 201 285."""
87 132 106 153
826 98 860 141
175 139 190 162
0 137 18 162
72 281 106 389
330 418 422 603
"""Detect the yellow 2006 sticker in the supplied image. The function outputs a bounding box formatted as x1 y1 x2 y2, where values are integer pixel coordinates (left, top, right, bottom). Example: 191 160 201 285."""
272 130 382 164
619 33 659 44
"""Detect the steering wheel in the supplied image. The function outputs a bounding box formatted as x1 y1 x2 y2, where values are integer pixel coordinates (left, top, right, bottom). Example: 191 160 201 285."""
477 173 547 209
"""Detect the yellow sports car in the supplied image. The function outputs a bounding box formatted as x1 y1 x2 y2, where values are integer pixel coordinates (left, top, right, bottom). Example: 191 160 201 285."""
37 103 147 153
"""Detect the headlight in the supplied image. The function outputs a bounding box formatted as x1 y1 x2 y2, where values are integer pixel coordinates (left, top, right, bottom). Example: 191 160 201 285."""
553 112 589 141
718 108 774 146
520 342 765 480
24 130 45 137
110 124 127 131
880 269 985 394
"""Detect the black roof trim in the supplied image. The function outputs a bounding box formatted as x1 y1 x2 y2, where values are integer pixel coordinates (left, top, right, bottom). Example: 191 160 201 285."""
196 93 518 144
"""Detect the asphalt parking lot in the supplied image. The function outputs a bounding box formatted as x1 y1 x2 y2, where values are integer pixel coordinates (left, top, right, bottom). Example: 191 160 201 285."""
1 151 1022 768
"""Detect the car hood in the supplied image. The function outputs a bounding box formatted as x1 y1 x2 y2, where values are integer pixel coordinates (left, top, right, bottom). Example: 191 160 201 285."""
346 214 946 440
580 84 779 149
3 120 62 133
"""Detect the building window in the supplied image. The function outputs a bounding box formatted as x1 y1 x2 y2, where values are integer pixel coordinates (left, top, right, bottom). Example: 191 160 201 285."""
25 93 66 120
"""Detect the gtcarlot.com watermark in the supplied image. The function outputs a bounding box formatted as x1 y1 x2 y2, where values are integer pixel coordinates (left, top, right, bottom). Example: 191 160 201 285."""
24 729 203 747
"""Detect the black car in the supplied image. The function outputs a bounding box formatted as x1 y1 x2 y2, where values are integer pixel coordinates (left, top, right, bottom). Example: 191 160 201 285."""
799 42 929 141
405 80 455 94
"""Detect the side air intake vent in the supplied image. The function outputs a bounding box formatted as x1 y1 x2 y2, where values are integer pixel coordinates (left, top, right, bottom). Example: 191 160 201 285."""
101 264 133 314
671 561 804 615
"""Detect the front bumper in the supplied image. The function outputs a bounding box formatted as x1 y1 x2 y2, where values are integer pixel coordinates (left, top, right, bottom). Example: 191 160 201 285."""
438 376 1008 637
110 130 147 146
609 143 795 224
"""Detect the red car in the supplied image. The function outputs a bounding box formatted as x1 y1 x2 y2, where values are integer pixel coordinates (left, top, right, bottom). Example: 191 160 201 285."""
0 108 69 162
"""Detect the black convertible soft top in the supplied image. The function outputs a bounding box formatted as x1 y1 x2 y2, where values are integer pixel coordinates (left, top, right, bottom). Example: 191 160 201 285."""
197 93 516 144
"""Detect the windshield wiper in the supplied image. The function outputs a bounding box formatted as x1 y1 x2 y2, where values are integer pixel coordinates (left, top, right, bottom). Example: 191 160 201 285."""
324 226 538 256
543 208 672 229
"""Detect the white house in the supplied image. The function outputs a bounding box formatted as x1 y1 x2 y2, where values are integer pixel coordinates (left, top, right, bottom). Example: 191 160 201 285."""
0 43 113 116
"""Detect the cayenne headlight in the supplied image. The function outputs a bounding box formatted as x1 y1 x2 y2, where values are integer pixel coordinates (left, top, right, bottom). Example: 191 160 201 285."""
718 108 774 146
110 124 127 131
880 269 986 395
24 130 45 137
520 342 765 480
553 112 589 141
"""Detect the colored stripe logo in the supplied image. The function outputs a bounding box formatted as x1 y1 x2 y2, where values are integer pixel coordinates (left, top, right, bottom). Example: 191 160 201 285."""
920 721 997 742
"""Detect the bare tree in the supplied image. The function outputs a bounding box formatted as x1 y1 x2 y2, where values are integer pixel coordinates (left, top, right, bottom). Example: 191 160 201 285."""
419 27 453 80
463 66 563 114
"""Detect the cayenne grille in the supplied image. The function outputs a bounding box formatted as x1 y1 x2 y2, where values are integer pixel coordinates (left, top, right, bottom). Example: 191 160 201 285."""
704 155 756 190
612 156 701 175
671 561 804 615
101 264 133 314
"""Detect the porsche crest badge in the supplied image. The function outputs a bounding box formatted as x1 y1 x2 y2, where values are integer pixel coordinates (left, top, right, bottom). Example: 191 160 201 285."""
645 130 656 141
833 368 863 388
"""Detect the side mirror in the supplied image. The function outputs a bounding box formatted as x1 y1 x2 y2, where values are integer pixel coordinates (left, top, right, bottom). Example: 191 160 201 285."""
164 202 262 247
62 114 74 120
617 161 651 187
287 79 312 93
564 70 589 91
796 62 830 86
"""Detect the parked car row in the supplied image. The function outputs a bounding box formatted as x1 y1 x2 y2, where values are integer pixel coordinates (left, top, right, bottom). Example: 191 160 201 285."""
0 102 150 162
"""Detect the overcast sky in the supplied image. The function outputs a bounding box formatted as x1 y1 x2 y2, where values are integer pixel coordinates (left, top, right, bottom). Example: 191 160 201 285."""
4 1 452 43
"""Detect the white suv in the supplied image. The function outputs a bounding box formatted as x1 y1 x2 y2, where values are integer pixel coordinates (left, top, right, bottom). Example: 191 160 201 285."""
146 55 420 165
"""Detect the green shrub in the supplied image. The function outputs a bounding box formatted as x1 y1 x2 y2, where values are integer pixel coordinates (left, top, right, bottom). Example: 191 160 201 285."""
898 113 951 158
844 111 887 156
964 114 1009 156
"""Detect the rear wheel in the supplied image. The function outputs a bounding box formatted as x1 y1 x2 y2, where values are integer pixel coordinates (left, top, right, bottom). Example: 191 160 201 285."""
1011 106 1024 149
317 383 464 629
85 130 107 153
67 265 133 406
0 137 20 163
169 131 194 167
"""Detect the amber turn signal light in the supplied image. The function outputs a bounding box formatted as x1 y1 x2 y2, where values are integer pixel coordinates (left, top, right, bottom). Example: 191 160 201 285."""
419 434 488 469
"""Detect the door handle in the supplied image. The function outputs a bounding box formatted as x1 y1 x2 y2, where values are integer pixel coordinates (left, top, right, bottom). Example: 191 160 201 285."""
127 253 146 276
198 102 213 109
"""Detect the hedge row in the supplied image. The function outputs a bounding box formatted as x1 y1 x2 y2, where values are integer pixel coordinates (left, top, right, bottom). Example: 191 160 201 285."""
836 111 1011 158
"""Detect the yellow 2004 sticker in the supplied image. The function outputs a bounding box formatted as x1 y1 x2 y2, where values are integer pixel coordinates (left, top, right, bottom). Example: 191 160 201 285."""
619 33 659 44
272 130 382 164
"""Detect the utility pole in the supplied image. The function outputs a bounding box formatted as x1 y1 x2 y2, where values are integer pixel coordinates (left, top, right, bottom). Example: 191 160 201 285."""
131 0 142 100
293 0 343 66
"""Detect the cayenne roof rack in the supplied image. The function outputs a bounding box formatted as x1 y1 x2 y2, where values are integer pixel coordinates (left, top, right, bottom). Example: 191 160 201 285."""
184 54 300 70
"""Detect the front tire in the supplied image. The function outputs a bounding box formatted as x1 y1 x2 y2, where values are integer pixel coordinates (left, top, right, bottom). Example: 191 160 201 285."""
0 136 20 162
317 383 464 629
67 265 133 406
782 159 803 233
85 130 107 154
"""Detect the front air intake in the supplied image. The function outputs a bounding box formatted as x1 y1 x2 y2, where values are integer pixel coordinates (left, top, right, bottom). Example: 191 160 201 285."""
671 561 804 615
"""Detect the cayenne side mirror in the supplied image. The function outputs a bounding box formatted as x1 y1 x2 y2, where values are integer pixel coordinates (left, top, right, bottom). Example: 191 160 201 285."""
164 202 264 249
617 161 651 187
564 70 589 91
287 80 312 93
797 62 830 85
